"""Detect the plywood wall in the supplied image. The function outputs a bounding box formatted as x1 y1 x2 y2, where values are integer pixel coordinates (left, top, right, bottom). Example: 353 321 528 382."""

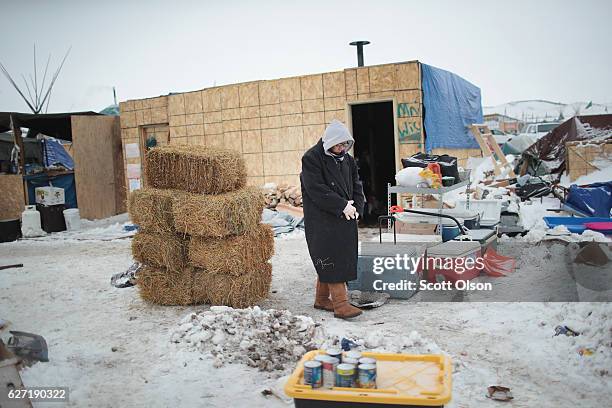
72 116 126 220
120 62 424 188
566 140 612 182
0 175 25 220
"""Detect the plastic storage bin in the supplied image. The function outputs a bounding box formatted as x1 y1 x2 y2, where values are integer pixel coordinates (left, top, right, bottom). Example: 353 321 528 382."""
351 242 421 299
285 350 452 407
455 199 502 228
543 216 612 234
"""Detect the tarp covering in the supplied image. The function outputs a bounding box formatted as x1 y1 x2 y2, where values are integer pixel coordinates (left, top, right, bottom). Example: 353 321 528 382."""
421 64 483 152
261 208 304 236
0 112 99 141
566 182 612 218
521 114 612 176
42 138 74 170
24 172 77 209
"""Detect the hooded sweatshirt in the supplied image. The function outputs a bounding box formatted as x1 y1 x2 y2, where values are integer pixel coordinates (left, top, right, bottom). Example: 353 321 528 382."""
322 120 354 160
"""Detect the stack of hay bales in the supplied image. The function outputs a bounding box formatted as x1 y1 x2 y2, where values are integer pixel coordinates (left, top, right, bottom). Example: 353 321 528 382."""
128 145 274 308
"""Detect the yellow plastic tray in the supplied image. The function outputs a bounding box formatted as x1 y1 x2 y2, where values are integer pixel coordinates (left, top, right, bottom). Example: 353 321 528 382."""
284 350 452 406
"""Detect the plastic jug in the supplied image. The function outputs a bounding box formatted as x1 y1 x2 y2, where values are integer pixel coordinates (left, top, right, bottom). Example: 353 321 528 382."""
21 205 45 237
63 208 81 231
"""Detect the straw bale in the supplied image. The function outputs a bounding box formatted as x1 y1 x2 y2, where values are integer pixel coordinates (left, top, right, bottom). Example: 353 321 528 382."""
200 262 272 308
137 266 194 306
173 186 265 237
132 231 188 271
188 224 274 275
145 145 247 194
127 188 181 233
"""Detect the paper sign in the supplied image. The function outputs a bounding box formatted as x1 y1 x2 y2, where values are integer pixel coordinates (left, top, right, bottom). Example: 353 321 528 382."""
125 143 140 159
129 178 141 192
127 164 141 178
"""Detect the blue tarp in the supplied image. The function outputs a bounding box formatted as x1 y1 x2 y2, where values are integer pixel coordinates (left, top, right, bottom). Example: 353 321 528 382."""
566 182 612 218
42 138 74 170
421 64 483 152
261 208 304 236
24 172 78 209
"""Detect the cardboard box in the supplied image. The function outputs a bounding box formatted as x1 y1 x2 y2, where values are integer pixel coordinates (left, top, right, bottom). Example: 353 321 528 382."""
395 221 437 235
35 187 65 206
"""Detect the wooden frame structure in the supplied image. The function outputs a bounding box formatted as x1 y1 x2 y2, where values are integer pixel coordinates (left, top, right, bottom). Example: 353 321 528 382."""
470 123 516 177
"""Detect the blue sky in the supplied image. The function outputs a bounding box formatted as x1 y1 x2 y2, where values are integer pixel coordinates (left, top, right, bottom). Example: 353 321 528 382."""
1 0 610 113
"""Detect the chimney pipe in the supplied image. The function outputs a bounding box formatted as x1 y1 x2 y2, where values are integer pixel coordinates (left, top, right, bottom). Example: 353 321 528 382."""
349 41 370 67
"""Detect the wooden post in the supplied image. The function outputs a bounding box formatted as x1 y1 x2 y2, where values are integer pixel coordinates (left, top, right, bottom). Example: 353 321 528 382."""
10 114 28 205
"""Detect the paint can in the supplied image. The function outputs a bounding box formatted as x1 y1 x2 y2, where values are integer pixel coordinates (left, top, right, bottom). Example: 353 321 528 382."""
304 360 322 388
358 357 377 366
344 350 362 362
358 363 377 389
325 348 342 361
336 363 356 388
320 356 339 388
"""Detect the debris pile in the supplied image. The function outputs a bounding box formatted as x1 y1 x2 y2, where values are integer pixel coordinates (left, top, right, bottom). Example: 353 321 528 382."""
171 306 320 371
171 306 445 372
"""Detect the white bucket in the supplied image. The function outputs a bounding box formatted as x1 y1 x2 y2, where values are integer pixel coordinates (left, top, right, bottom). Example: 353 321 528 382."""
21 205 45 238
63 208 81 231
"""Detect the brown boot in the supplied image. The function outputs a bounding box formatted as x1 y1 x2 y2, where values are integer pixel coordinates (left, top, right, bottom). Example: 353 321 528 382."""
314 278 334 311
329 283 363 319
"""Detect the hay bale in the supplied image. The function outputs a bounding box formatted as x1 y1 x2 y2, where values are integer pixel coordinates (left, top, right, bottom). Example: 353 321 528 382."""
145 145 247 194
199 262 272 308
173 187 265 237
188 224 274 275
136 266 194 306
128 188 180 233
132 231 188 271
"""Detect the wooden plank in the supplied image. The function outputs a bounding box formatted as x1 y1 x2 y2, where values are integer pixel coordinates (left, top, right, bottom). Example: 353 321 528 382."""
0 175 25 220
470 124 516 177
300 74 323 100
72 116 127 220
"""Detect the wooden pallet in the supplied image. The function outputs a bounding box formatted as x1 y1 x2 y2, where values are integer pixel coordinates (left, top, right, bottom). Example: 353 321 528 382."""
470 124 516 177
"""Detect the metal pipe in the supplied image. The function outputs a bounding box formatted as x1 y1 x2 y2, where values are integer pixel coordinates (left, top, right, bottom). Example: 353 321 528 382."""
349 41 370 67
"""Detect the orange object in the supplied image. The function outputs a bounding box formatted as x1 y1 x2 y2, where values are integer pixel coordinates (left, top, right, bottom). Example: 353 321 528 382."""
389 205 404 213
426 163 442 183
482 247 516 277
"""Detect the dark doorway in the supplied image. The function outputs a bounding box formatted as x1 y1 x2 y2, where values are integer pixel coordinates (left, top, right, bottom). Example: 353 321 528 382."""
350 101 396 226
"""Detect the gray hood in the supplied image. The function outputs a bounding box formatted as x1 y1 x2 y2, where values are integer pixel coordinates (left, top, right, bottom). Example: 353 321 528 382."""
322 119 354 156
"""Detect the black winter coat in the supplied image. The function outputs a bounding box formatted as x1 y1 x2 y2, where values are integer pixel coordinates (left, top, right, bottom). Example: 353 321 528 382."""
300 140 365 283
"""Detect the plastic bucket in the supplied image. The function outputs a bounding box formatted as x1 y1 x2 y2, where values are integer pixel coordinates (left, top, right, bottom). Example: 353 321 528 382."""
63 208 81 231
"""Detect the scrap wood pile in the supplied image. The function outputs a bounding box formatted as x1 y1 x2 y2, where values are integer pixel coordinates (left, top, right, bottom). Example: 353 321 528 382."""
128 145 274 308
263 183 302 209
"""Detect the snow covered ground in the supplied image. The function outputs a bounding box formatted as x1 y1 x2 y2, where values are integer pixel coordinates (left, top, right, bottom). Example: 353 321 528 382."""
1 217 611 407
484 99 612 123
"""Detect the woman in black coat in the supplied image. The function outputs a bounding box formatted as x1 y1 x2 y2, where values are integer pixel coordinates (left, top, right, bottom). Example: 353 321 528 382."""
300 120 365 319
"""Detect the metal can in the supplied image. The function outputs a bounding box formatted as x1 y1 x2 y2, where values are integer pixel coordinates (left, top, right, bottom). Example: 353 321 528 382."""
342 357 359 366
320 356 339 388
358 357 377 366
358 363 377 389
336 363 356 388
326 348 342 361
344 350 362 361
304 361 322 388
314 354 328 363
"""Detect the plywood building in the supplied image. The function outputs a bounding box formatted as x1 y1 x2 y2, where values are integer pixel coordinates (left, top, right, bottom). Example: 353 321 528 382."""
119 61 481 192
